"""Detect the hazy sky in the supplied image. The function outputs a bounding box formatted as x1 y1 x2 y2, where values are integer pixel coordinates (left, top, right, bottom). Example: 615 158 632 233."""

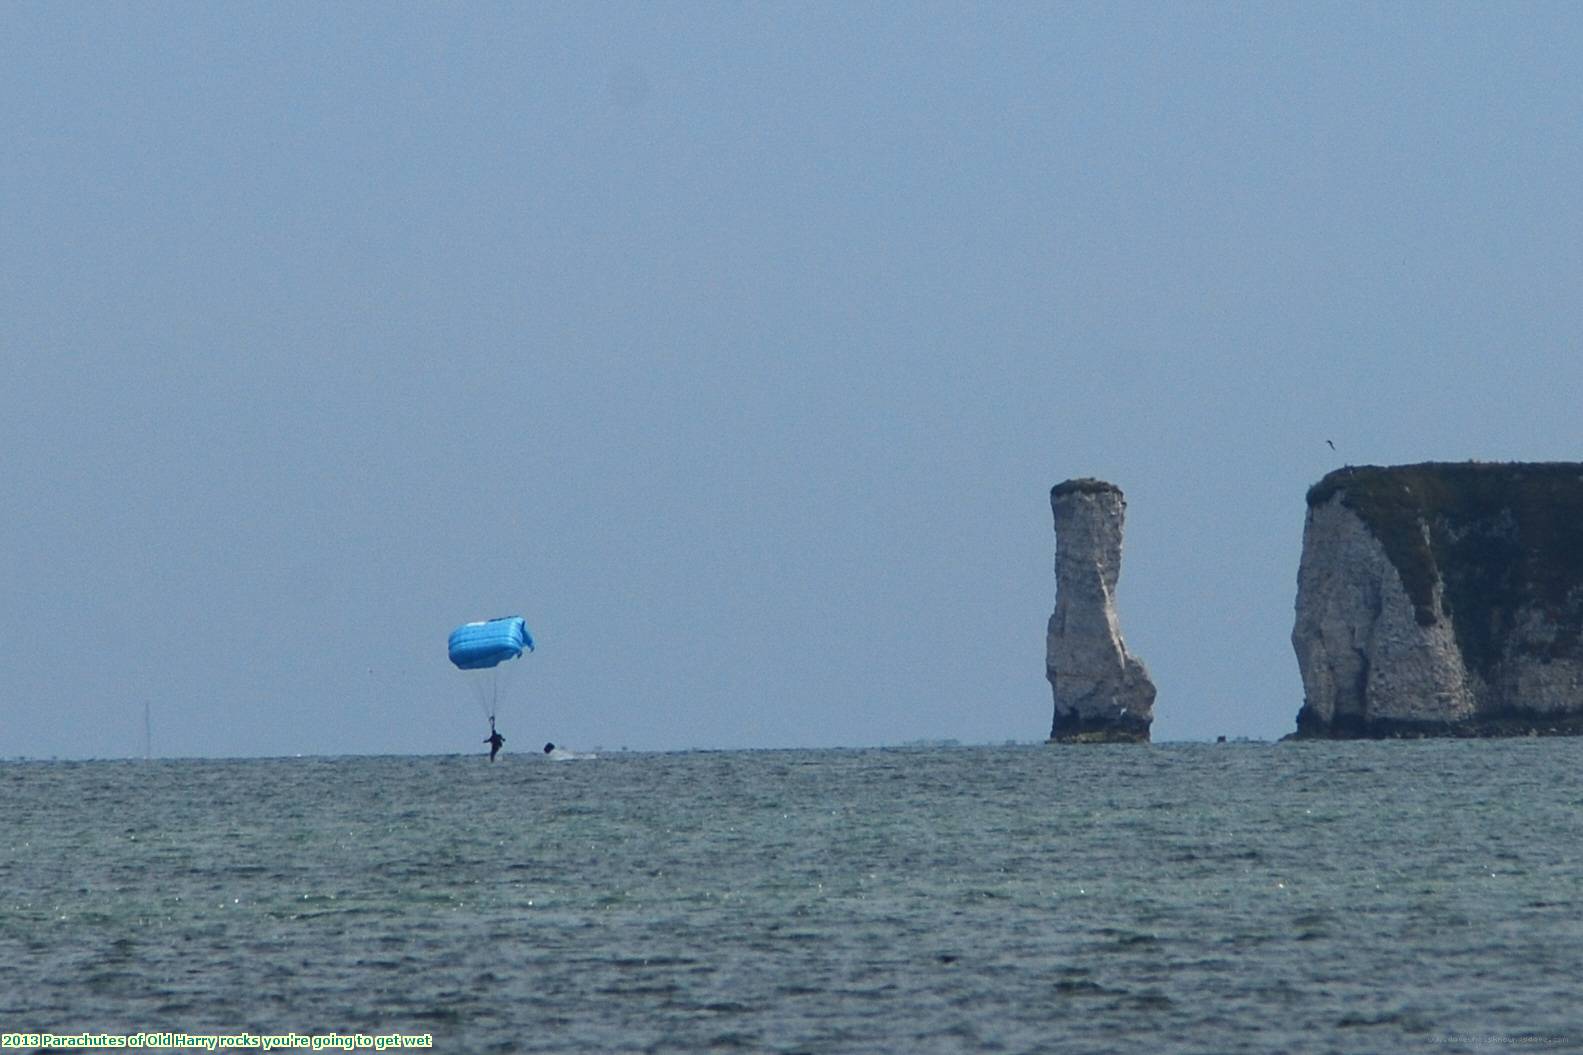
5 3 1582 759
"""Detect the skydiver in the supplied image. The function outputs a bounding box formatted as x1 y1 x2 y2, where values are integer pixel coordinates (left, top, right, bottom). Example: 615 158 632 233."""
485 716 505 761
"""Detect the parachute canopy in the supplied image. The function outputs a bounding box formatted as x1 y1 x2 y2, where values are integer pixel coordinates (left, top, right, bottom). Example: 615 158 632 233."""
448 616 534 670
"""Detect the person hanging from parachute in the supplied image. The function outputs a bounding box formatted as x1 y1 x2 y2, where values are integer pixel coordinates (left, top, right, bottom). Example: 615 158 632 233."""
448 616 533 762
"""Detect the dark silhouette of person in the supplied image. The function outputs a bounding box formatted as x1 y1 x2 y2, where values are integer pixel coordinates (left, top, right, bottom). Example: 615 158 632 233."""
543 742 556 755
485 716 505 761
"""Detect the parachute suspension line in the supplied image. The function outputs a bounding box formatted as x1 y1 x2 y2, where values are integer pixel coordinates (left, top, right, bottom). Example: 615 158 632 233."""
463 669 495 721
462 665 514 722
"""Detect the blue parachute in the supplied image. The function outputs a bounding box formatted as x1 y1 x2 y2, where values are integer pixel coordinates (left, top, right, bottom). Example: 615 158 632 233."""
448 617 534 670
448 616 534 722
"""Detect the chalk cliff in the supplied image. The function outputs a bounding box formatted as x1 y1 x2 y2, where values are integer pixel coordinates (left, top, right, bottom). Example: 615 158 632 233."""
1046 479 1155 743
1292 462 1583 738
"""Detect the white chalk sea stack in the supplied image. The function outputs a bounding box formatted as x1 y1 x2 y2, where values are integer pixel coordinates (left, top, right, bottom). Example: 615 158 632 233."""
1045 479 1155 743
1292 463 1583 738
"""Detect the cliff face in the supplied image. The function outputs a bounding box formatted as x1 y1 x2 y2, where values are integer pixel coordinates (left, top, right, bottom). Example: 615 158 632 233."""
1046 479 1155 743
1292 462 1583 738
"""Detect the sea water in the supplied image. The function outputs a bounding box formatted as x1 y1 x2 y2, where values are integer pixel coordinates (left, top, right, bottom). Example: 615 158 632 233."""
3 741 1581 1054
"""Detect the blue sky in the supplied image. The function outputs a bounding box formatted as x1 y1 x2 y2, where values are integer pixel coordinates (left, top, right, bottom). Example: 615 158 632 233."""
4 3 1582 758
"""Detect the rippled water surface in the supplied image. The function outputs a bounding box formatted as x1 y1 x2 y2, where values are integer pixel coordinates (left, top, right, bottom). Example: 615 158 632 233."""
4 741 1583 1053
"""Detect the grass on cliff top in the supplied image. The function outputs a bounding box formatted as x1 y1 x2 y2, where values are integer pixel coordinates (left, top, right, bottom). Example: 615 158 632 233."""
1307 461 1583 676
1051 478 1121 498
